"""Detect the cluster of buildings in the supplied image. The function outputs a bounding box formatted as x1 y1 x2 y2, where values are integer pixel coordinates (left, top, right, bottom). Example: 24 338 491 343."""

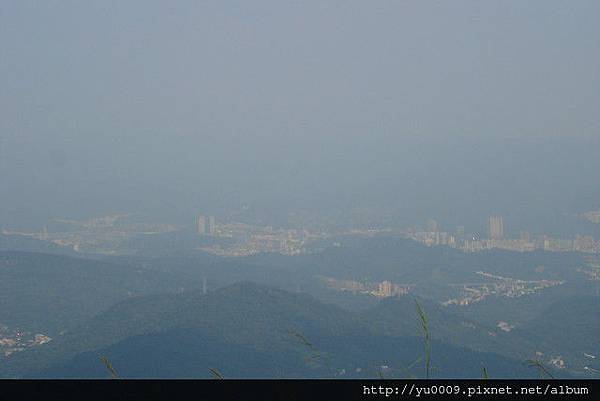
4 214 182 255
6 210 600 257
197 217 319 256
319 276 411 298
196 213 600 257
442 271 564 306
577 256 600 281
408 216 600 254
0 325 51 357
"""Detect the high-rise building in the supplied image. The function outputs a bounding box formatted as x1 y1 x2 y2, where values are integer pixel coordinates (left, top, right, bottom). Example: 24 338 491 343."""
378 281 393 297
488 216 504 240
197 215 216 235
197 215 206 234
207 216 216 235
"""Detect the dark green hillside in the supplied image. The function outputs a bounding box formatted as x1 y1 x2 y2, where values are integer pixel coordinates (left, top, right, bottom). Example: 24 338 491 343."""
523 296 600 352
34 330 308 378
12 282 534 379
30 329 534 379
1 236 591 379
105 236 587 309
106 254 282 290
244 236 584 291
4 282 364 376
363 297 541 363
520 296 600 375
0 252 205 334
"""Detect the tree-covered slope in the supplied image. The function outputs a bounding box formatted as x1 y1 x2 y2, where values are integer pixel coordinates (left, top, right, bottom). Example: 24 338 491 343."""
7 282 535 379
0 252 205 333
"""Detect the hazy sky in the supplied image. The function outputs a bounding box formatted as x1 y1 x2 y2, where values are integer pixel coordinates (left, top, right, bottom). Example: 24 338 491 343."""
1 1 599 230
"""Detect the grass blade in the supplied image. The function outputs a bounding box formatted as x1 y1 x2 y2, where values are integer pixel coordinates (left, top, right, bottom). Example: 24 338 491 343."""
415 300 431 379
527 358 555 379
209 368 225 379
99 356 119 379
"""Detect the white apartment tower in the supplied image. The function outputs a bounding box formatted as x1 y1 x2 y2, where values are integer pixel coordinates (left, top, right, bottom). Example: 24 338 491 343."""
488 216 504 240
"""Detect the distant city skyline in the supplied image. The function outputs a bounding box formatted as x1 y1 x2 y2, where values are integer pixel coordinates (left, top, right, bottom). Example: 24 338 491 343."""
4 209 600 257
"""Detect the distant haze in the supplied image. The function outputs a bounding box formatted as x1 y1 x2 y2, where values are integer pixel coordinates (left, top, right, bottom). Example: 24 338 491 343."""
1 1 599 232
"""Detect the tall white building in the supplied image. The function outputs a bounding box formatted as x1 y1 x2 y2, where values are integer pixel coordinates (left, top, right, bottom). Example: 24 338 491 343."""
197 215 216 235
488 216 504 240
197 215 207 234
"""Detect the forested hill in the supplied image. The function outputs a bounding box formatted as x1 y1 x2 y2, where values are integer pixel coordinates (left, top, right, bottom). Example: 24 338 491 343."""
0 251 205 333
6 282 538 379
